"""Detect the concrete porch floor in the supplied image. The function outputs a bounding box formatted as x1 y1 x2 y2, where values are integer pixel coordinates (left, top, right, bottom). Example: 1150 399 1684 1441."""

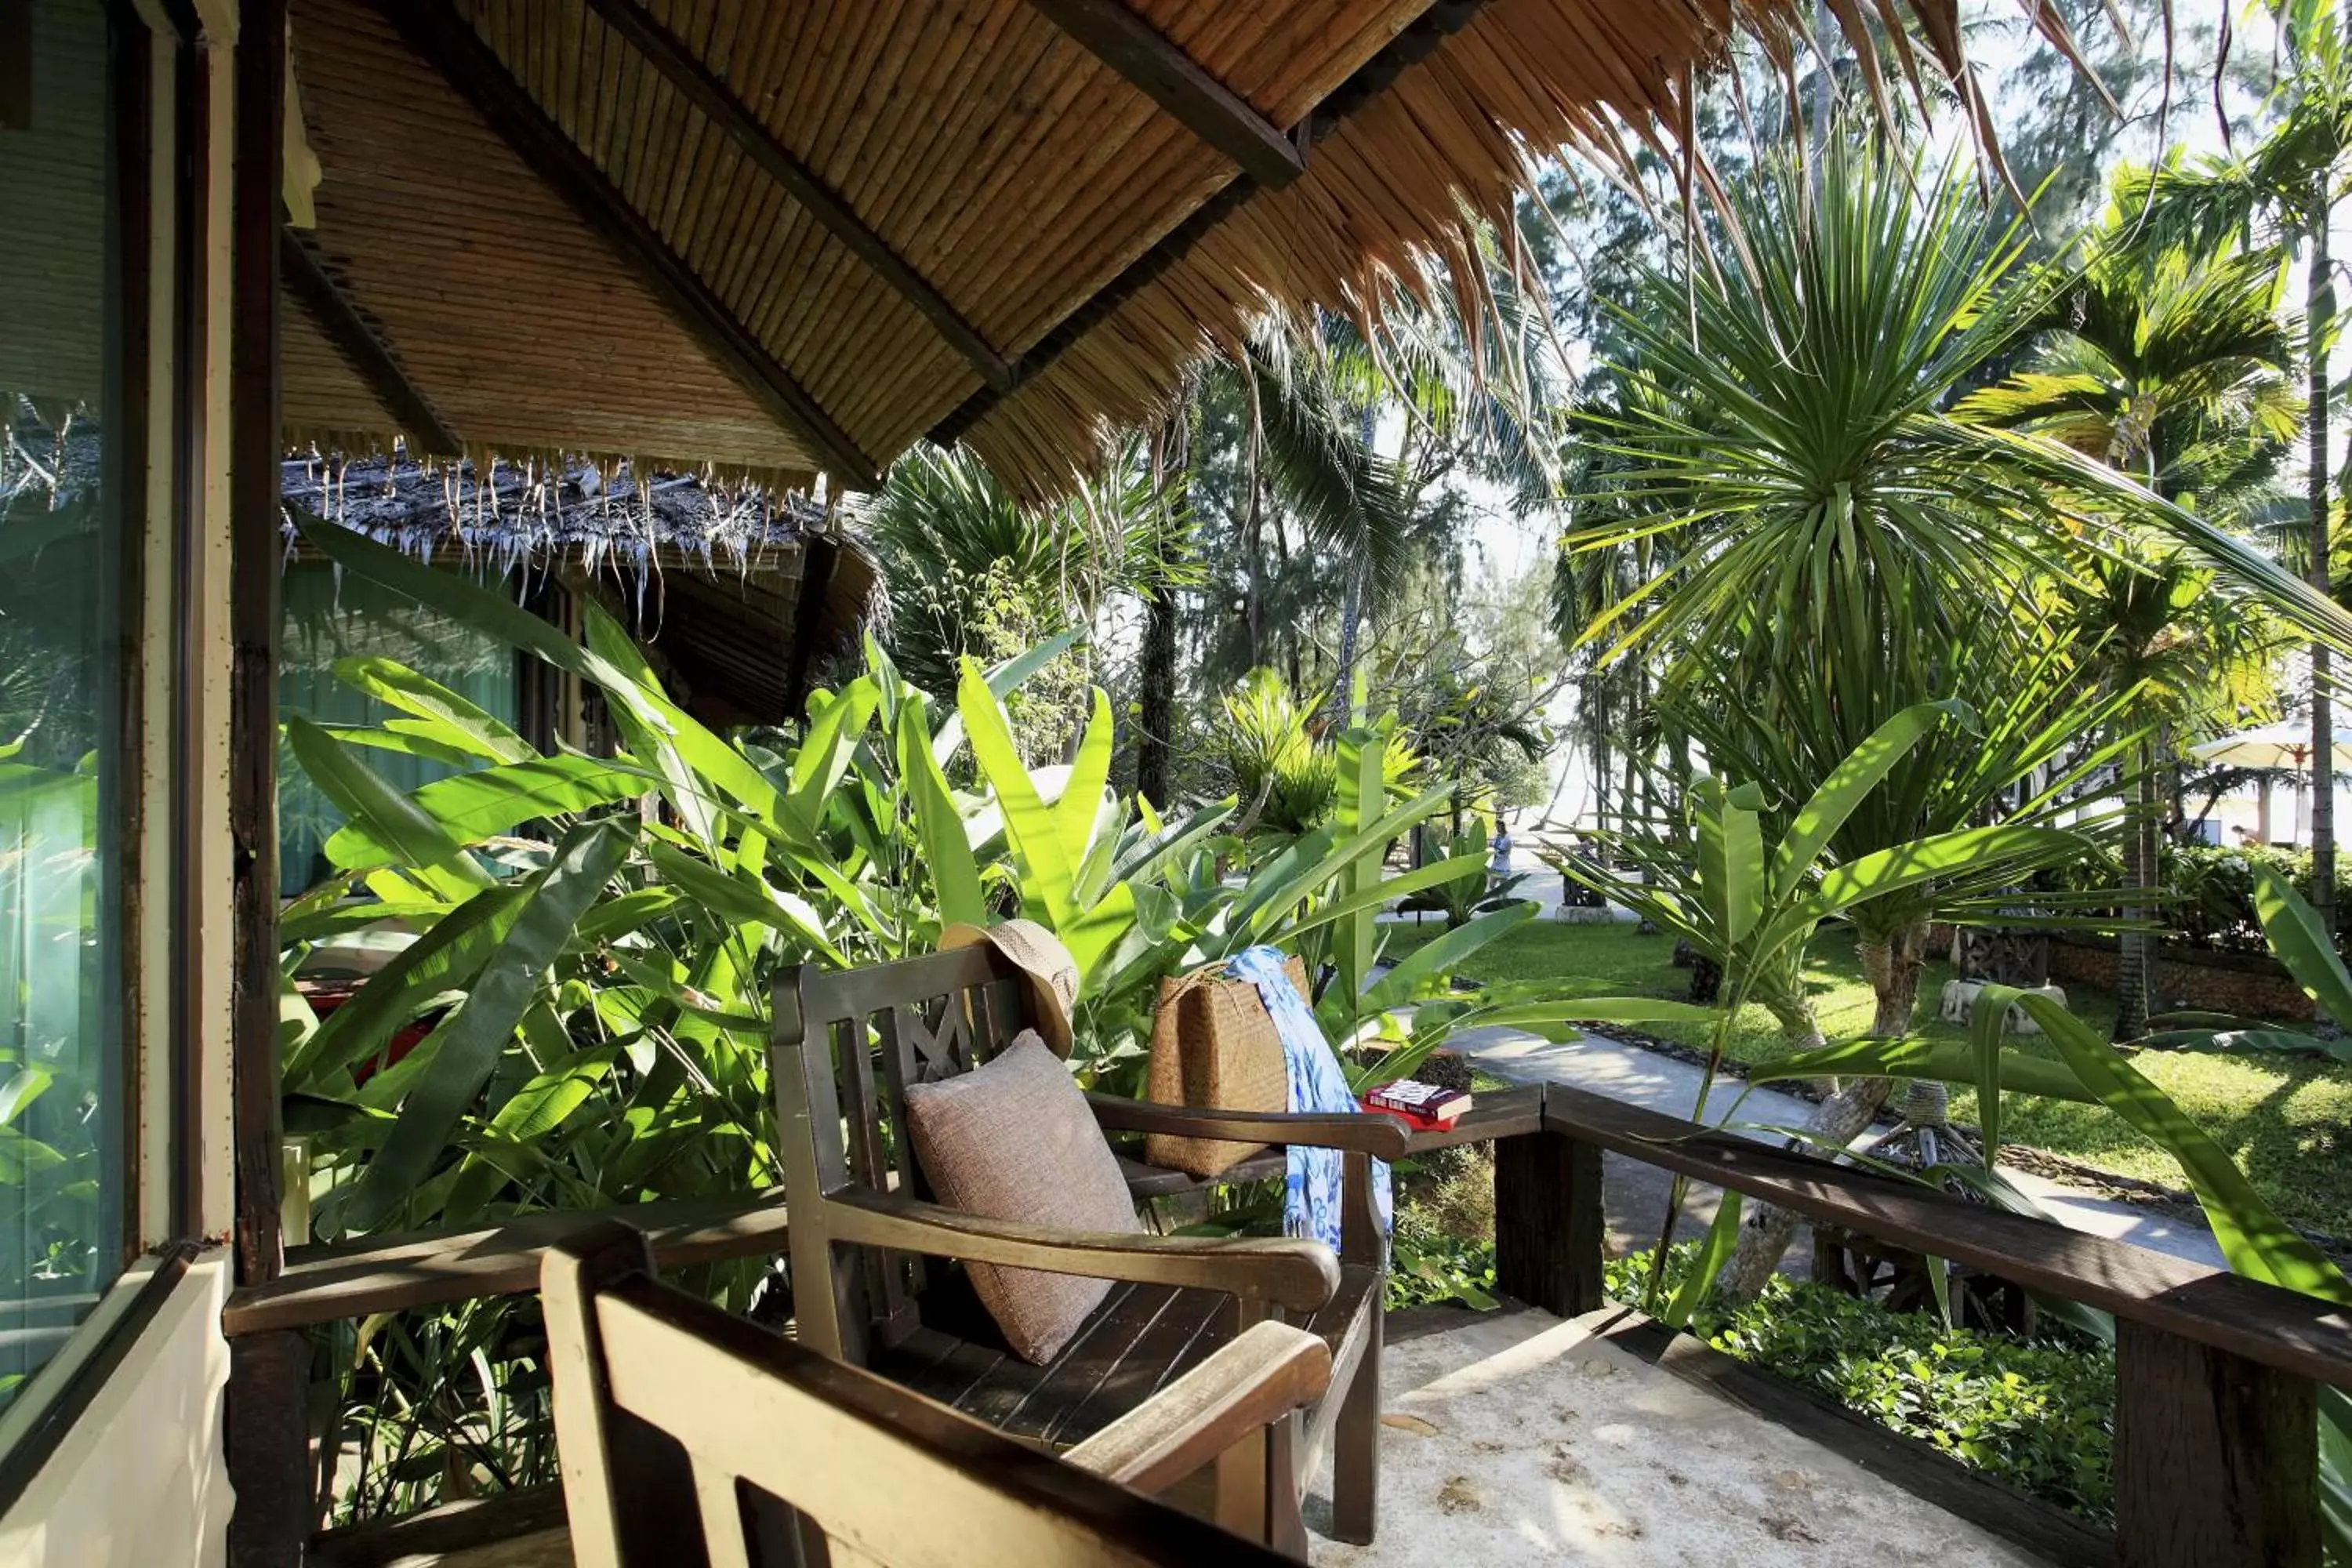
365 1305 2074 1568
1306 1308 2057 1567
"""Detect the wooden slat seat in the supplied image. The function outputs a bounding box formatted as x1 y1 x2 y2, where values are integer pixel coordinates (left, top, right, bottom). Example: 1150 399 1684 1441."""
874 1265 1381 1451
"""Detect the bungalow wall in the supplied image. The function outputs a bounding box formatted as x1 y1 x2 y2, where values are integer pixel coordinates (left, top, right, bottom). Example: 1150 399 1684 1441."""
0 2 249 1561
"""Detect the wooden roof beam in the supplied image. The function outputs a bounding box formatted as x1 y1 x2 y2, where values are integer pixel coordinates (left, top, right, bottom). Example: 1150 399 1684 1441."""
934 0 1484 447
280 227 464 459
578 0 1014 394
1022 0 1305 190
368 0 884 491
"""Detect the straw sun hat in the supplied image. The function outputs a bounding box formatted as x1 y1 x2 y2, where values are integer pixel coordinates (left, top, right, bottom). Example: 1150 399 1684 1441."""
937 920 1080 1057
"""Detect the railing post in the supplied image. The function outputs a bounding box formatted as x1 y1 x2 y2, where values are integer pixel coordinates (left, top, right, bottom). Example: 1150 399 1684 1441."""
226 1330 314 1567
1493 1125 1604 1317
2113 1318 2319 1567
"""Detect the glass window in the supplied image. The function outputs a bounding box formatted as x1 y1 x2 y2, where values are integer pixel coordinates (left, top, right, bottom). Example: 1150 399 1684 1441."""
0 0 129 1411
279 563 524 896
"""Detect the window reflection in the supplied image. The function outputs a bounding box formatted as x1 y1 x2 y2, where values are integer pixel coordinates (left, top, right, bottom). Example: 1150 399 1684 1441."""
0 0 128 1410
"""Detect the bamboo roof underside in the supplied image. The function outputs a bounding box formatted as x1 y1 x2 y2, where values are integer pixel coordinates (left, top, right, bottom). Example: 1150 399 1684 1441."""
281 0 2074 498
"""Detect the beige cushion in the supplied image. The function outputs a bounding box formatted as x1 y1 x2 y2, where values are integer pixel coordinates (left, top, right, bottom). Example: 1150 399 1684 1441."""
903 1031 1142 1363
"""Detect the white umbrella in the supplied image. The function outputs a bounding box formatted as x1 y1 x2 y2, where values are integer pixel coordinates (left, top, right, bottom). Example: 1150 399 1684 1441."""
2191 725 2352 848
2191 723 2352 772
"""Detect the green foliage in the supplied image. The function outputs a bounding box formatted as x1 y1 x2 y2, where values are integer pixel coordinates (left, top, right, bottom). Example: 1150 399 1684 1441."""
1397 818 1525 928
1609 1247 2118 1525
1385 1218 1497 1312
1392 916 2352 1241
1210 668 1342 835
278 513 1586 1517
2061 841 2352 952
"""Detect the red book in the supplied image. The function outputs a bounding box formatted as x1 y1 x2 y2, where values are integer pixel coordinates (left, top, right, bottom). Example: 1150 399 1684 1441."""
1363 1079 1472 1127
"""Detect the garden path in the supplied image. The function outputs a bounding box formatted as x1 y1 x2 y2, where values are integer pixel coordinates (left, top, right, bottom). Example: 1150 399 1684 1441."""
1449 1022 2229 1271
1383 827 2230 1271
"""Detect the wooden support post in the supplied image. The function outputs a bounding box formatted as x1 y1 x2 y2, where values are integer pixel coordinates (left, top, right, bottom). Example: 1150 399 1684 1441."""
228 0 287 1303
1493 1129 1603 1317
227 6 308 1563
2113 1318 2320 1568
227 1332 313 1568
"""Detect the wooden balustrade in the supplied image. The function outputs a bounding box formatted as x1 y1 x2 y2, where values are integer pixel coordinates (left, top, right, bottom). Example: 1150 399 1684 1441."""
1502 1085 2352 1568
229 1079 2352 1568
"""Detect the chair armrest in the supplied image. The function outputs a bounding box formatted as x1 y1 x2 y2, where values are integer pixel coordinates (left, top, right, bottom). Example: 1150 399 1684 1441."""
823 1189 1340 1314
1087 1094 1412 1160
1062 1322 1333 1493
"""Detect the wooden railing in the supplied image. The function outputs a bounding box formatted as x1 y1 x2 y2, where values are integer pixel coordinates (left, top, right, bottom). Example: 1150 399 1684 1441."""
224 1082 2352 1567
1495 1083 2352 1568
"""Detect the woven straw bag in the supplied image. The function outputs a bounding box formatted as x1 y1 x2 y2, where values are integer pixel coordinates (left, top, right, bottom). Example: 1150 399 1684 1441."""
1141 956 1307 1177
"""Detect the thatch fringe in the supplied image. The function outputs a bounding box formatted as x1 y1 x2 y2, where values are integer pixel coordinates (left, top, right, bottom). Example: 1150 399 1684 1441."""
964 0 2097 501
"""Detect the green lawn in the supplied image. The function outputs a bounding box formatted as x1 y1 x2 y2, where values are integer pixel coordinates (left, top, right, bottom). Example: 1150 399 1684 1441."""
1385 917 2352 1240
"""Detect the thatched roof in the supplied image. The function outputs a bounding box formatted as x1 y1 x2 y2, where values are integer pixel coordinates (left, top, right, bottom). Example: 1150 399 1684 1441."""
282 450 881 725
281 0 2075 498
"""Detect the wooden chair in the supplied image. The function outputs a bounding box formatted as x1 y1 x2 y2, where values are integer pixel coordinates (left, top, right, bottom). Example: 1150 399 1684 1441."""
543 1219 1328 1568
771 946 1407 1552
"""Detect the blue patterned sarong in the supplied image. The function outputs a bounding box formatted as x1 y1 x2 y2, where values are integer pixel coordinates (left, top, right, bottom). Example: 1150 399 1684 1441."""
1225 946 1392 1252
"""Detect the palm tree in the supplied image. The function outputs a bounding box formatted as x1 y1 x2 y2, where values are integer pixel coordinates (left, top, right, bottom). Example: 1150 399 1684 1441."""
860 444 1190 764
1136 409 1194 806
2049 546 2282 1036
1962 216 2299 1034
2121 0 2352 942
1957 236 2298 505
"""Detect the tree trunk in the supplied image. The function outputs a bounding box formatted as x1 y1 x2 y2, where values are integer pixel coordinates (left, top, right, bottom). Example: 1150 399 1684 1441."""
2308 199 2336 994
1334 555 1365 719
1137 589 1180 809
1136 412 1188 807
2114 735 2157 1040
1719 927 1922 1298
1242 390 1261 672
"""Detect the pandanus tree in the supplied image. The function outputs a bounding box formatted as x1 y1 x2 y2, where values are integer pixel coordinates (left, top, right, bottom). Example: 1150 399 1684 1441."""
1558 144 2173 1290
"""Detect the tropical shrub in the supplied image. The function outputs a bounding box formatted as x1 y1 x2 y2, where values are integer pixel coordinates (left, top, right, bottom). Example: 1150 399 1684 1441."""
1396 818 1525 928
277 514 1606 1519
2042 841 2352 952
1610 1247 2116 1524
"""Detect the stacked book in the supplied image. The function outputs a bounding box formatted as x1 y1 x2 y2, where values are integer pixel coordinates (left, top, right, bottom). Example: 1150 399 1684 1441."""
1359 1078 1472 1132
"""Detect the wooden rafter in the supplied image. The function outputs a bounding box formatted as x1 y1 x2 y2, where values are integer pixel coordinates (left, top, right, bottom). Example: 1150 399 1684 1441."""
280 227 464 458
579 0 1012 394
935 0 1483 447
367 0 884 490
1022 0 1305 190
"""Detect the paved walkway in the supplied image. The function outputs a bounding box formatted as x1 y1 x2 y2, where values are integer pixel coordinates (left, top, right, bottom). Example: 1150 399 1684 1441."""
1394 828 2232 1271
1450 1021 2228 1270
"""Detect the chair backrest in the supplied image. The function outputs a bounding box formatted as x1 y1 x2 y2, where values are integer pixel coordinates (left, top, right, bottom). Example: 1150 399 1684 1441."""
771 946 1037 1363
543 1220 1294 1568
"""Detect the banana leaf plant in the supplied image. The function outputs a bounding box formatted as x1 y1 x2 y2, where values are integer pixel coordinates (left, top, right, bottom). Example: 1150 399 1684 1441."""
280 514 1574 1230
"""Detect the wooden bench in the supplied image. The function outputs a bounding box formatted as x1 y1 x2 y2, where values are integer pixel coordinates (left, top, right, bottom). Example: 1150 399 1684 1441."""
542 1218 1324 1567
772 946 1404 1552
